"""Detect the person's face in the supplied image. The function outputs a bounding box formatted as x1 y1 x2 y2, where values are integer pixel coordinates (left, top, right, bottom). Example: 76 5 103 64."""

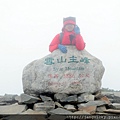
64 24 75 32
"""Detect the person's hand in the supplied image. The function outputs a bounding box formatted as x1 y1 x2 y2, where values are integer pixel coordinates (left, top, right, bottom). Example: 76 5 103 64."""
58 44 67 53
74 25 80 34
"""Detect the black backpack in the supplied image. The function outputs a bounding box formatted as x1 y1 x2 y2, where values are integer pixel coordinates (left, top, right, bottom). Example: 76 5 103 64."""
59 32 75 44
59 32 64 44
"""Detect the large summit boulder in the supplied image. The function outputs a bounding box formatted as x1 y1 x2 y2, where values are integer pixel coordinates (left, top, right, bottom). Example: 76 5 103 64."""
22 46 105 95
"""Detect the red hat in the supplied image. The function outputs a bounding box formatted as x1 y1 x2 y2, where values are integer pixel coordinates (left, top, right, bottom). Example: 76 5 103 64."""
63 17 76 26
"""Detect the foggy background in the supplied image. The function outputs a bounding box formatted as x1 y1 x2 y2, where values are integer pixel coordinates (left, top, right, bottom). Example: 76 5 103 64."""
0 0 120 95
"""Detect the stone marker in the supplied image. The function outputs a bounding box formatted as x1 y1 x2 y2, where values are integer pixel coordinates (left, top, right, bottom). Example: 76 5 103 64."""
22 46 105 95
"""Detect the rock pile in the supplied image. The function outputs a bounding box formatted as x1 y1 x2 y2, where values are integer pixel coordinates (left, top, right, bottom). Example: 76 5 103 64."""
1 91 120 119
0 47 107 120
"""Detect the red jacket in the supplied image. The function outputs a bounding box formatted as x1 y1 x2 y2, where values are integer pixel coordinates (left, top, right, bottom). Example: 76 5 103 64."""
49 30 85 52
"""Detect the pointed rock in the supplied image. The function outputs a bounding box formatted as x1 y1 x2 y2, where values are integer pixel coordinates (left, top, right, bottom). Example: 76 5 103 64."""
60 95 77 103
64 104 76 112
15 93 40 104
40 95 52 101
55 102 63 108
54 93 68 101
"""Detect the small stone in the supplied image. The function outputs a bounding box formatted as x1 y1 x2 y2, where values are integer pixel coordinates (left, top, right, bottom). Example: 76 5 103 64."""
73 110 90 114
55 102 63 108
48 108 72 115
33 101 55 112
78 106 96 114
112 103 120 109
0 94 18 104
86 100 106 107
78 93 94 102
100 96 111 105
4 94 18 102
54 93 68 101
77 100 106 108
104 109 120 113
15 93 40 104
0 103 27 114
0 96 4 102
21 109 47 115
96 105 106 112
40 95 52 101
60 95 77 103
64 104 76 112
94 91 104 99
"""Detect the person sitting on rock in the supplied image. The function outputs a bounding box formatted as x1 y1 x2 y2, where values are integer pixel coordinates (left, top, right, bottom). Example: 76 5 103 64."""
49 16 85 53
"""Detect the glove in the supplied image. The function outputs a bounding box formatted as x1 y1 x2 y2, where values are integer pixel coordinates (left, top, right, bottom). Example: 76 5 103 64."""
58 44 67 53
74 25 80 34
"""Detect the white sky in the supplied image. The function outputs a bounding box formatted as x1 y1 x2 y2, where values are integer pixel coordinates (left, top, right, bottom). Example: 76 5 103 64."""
0 0 120 95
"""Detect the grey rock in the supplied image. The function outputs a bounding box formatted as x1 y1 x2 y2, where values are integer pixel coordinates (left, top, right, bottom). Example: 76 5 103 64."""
73 110 90 114
0 96 4 102
86 100 107 106
22 46 105 95
33 101 55 112
54 93 68 101
78 93 94 102
40 95 52 101
0 94 18 103
15 93 40 104
78 106 96 114
0 102 9 105
78 100 106 108
64 104 76 112
48 108 72 114
112 103 120 109
102 92 120 98
60 95 77 103
96 105 106 112
104 109 120 114
21 108 47 115
102 92 120 103
0 103 27 114
55 102 63 108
